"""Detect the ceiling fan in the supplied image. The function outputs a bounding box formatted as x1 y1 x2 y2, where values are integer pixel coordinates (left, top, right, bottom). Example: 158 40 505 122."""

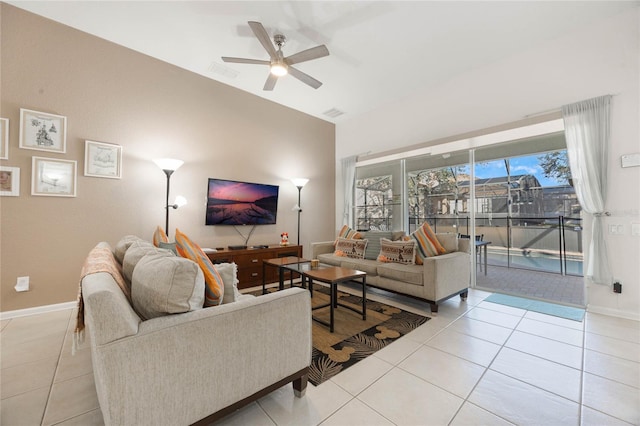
222 21 329 91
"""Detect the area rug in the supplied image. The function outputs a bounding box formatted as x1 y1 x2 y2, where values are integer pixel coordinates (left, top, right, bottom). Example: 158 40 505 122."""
485 293 585 322
258 285 429 386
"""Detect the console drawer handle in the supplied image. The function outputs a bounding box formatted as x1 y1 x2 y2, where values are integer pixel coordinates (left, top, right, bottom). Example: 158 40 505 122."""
251 272 259 277
251 259 258 263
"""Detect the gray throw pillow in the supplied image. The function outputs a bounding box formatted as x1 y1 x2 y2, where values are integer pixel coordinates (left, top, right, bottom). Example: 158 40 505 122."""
122 240 171 282
359 231 393 260
114 235 144 264
131 253 205 320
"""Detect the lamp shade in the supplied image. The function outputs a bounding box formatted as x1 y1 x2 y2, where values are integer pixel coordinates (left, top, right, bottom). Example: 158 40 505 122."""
291 178 309 188
153 158 184 171
174 195 187 208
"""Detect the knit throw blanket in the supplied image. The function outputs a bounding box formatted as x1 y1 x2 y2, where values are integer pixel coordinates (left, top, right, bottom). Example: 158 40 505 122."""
75 245 130 346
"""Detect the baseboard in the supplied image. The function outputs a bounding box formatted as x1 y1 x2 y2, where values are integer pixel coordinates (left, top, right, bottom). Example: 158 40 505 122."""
0 301 76 320
586 304 640 322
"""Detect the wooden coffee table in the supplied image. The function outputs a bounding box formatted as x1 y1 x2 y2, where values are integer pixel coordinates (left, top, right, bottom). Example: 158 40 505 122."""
262 256 309 294
284 264 367 333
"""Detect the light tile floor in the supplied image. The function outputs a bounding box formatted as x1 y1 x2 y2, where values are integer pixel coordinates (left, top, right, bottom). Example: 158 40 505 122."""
1 286 639 426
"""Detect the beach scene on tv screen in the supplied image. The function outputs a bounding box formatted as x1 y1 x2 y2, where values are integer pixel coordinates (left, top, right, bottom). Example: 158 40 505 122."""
206 179 278 225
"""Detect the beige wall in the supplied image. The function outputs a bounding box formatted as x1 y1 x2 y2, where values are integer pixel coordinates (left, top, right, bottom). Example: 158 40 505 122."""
0 4 335 312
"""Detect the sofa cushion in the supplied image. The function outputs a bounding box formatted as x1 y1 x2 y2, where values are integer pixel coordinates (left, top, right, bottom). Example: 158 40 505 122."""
335 224 361 243
408 222 447 265
122 240 172 282
175 228 224 307
377 262 424 286
152 226 169 247
214 262 242 304
334 237 368 259
359 231 393 260
340 258 380 276
437 233 458 253
114 235 144 264
131 253 205 320
317 253 344 266
377 238 416 265
391 231 406 241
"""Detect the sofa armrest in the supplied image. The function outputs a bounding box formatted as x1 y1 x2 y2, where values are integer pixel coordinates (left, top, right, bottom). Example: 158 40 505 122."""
82 272 141 345
90 288 311 426
422 251 470 301
457 238 471 254
311 241 334 258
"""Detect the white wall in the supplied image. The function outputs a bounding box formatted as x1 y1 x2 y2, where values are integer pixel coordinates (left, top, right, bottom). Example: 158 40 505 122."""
336 8 640 319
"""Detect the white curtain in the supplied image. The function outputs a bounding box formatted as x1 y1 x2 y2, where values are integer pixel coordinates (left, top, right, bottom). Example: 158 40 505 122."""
562 95 612 285
341 156 357 226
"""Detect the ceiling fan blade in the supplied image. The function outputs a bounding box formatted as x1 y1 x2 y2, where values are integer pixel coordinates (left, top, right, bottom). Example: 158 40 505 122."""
248 21 277 60
263 73 278 91
288 66 322 89
285 45 329 65
221 57 270 65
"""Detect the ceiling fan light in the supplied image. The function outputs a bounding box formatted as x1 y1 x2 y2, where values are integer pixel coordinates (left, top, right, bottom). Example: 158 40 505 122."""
270 63 288 76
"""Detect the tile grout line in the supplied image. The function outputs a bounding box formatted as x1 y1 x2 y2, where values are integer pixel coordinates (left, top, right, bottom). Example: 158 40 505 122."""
40 309 75 426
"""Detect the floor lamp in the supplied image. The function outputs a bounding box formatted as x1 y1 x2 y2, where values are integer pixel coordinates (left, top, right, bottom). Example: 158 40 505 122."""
153 158 186 236
291 178 309 246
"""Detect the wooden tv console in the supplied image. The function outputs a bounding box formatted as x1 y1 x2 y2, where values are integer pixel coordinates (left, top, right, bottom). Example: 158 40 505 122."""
206 245 302 289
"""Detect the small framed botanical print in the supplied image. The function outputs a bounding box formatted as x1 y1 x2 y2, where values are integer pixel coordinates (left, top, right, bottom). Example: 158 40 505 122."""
84 140 122 179
19 109 67 153
0 118 9 160
0 166 20 196
31 157 77 197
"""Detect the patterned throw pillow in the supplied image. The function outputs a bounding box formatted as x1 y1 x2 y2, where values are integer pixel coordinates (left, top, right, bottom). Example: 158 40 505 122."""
152 226 169 247
377 238 416 265
335 225 361 244
175 228 224 307
334 238 368 259
408 222 447 265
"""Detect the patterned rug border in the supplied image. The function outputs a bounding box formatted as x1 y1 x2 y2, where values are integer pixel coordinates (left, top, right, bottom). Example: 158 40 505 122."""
254 285 429 386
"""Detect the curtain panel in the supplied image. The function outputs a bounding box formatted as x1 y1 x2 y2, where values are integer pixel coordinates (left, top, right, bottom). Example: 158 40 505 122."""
562 95 612 285
341 156 357 226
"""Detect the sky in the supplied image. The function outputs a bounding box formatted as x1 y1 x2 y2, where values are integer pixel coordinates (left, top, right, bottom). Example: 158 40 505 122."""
208 179 278 202
473 154 565 187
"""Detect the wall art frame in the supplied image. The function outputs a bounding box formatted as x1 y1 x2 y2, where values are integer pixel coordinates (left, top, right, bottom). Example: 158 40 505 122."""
0 166 20 196
84 140 122 179
31 156 77 197
19 108 67 153
0 118 9 160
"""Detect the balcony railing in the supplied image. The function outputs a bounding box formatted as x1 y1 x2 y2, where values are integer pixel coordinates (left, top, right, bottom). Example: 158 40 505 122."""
407 215 584 276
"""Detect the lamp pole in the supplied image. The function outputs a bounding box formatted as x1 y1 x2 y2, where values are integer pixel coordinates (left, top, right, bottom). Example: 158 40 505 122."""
296 185 302 246
291 178 309 247
153 158 184 237
162 169 175 236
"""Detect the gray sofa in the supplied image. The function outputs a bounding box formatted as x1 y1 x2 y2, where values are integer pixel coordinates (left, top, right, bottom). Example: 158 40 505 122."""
312 232 471 313
80 238 311 426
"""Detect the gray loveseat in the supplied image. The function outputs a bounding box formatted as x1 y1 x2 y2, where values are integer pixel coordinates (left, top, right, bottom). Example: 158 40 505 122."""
79 237 311 426
311 232 471 313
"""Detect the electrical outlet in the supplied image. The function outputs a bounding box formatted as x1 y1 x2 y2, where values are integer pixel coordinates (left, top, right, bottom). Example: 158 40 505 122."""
613 280 622 294
15 276 30 292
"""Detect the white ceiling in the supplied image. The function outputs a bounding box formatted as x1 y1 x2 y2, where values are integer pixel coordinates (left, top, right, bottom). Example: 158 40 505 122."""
7 1 637 123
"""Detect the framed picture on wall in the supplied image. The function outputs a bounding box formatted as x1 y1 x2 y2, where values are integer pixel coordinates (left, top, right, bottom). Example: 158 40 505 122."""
0 118 9 160
31 156 77 197
84 140 122 179
19 108 67 153
0 166 20 196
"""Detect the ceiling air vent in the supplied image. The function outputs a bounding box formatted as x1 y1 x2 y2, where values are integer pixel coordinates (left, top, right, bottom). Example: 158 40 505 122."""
323 108 345 118
208 62 240 79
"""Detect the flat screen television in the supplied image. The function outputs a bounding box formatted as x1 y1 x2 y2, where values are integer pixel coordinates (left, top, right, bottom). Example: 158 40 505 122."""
205 178 279 226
